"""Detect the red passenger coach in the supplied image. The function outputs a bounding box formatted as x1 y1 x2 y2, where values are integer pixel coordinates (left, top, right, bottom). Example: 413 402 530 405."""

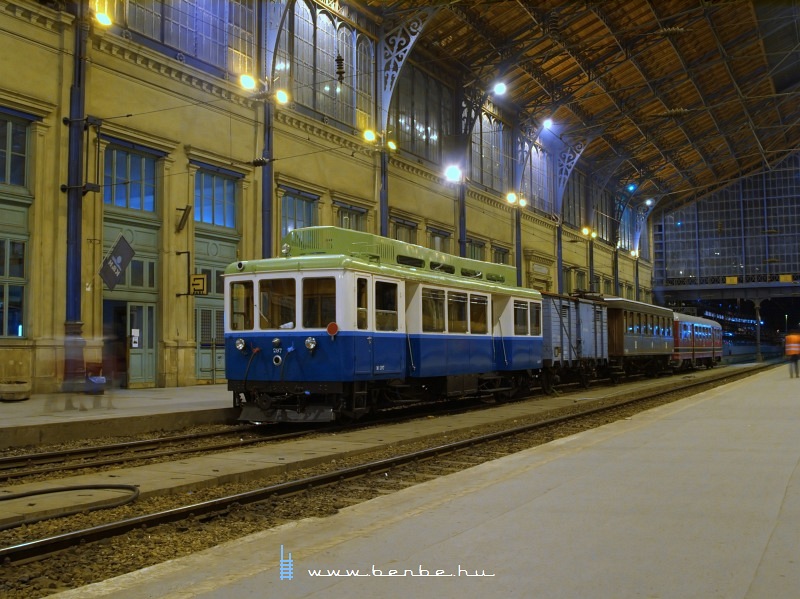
671 312 723 371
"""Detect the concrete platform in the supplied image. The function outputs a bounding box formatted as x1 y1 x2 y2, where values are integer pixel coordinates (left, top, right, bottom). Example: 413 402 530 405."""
0 385 236 449
46 364 800 599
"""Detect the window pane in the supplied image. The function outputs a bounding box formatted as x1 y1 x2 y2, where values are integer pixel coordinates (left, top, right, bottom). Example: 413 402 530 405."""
422 288 445 332
9 241 24 278
375 281 398 331
259 278 296 329
356 277 368 330
448 291 468 333
129 157 142 210
230 281 253 330
144 157 156 211
530 302 541 336
130 260 144 286
470 294 488 334
302 277 336 328
8 285 24 337
513 300 528 335
114 151 127 206
0 239 5 276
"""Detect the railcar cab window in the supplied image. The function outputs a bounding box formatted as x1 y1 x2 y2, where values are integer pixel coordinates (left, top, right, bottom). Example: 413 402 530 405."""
512 300 542 336
259 278 296 329
514 301 529 335
230 281 253 331
530 302 542 336
303 278 336 328
375 281 398 331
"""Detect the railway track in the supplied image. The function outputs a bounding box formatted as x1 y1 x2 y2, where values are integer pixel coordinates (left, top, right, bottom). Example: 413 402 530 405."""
0 362 772 570
0 426 312 481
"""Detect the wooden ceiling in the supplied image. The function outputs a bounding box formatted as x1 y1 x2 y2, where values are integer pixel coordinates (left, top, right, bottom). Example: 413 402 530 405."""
359 0 800 215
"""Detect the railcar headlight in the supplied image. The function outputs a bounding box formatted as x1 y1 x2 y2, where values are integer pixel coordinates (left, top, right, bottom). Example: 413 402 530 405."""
304 336 317 351
235 338 246 351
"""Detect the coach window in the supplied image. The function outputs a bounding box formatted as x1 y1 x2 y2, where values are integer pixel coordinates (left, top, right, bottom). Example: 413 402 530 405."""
529 302 542 336
356 277 368 330
230 281 253 331
375 281 398 331
259 279 296 329
448 291 468 333
422 288 445 332
514 300 529 335
470 294 488 334
303 278 336 328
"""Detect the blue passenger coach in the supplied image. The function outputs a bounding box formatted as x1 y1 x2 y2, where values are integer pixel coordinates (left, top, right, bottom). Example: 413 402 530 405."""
225 227 543 423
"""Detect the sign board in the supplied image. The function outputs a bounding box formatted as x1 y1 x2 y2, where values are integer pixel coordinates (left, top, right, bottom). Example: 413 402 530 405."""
99 235 135 290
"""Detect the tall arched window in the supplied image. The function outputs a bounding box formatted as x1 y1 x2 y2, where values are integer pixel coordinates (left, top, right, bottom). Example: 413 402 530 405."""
335 26 355 126
293 1 314 107
355 37 373 130
521 142 551 215
316 12 337 116
471 113 509 192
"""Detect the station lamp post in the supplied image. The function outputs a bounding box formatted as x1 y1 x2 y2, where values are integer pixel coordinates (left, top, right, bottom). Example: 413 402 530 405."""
631 249 640 300
507 192 526 287
581 226 597 292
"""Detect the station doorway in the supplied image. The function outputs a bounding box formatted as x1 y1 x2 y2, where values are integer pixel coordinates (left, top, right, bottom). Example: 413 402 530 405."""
102 300 156 388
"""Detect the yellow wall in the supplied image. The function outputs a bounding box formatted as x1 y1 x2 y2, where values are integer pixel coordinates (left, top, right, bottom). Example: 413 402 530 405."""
0 1 651 392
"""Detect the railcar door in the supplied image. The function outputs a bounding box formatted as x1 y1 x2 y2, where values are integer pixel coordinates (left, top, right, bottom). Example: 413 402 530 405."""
372 277 405 376
353 275 373 376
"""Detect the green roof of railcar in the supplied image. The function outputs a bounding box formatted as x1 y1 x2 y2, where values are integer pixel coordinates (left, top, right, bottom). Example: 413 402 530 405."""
225 227 540 298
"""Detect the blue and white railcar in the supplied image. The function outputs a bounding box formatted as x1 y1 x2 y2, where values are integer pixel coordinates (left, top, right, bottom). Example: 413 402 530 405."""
225 227 543 423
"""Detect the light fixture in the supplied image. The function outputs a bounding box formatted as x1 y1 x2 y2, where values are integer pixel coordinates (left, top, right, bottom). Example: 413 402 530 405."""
507 192 528 208
645 198 654 207
239 74 257 90
493 82 507 95
94 12 112 26
274 89 289 104
581 227 597 238
631 250 639 258
543 118 553 130
92 1 113 25
363 129 397 151
627 183 636 192
239 75 289 105
444 165 463 182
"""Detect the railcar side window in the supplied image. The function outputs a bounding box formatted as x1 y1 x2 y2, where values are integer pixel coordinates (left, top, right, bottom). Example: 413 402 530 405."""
422 288 445 332
470 294 488 334
356 277 368 330
259 278 296 329
513 300 528 335
230 281 254 331
303 277 336 328
529 302 542 336
375 281 398 331
448 291 468 333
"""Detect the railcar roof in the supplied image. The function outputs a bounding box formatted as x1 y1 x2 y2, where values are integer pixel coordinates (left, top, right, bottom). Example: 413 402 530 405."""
672 312 722 328
602 296 673 317
226 228 541 299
